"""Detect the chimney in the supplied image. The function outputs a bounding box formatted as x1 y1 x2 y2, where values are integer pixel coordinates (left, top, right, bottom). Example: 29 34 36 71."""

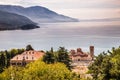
90 46 94 60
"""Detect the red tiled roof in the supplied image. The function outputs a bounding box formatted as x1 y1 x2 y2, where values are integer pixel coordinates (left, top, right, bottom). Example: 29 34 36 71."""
69 48 92 59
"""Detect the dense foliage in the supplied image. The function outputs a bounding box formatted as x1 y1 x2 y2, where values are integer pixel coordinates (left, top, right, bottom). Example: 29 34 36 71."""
0 44 34 73
43 47 71 69
2 45 120 80
26 44 34 51
0 10 35 30
0 48 25 73
88 46 120 80
0 60 80 80
20 24 39 30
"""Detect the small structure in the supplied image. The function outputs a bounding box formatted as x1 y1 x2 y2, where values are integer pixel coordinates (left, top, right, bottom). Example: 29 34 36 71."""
69 46 94 78
69 46 94 61
10 50 45 66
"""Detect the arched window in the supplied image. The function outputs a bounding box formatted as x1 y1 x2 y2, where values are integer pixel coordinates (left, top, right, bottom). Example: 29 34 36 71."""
32 57 34 60
78 59 80 61
26 56 28 59
32 52 34 54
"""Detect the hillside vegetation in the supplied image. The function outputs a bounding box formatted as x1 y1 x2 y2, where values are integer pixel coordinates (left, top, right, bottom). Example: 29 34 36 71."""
0 10 38 30
0 5 79 23
88 46 120 80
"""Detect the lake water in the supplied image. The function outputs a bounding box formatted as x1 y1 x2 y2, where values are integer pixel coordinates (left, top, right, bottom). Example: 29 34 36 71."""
0 21 120 55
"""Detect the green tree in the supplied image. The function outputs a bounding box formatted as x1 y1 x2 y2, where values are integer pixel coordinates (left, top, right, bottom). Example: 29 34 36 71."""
109 47 120 79
43 51 56 64
0 48 25 73
43 47 71 69
5 50 10 67
88 47 120 80
0 66 24 80
26 45 34 51
0 53 6 66
0 60 80 80
17 48 25 54
57 47 71 70
10 49 18 58
0 53 6 73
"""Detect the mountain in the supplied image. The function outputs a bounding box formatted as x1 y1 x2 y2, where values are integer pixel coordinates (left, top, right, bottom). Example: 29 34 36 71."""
0 10 39 30
0 5 79 23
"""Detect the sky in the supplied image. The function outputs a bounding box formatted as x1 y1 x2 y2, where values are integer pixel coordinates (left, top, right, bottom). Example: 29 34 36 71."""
0 0 120 19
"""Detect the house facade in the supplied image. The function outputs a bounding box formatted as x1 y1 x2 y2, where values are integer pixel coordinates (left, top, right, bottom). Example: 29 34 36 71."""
10 50 45 66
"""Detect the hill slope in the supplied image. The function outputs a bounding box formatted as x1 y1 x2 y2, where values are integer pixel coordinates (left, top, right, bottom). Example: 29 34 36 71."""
0 5 79 23
0 10 39 30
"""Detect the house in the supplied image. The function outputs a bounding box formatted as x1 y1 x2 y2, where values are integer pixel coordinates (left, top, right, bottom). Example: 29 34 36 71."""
10 50 45 66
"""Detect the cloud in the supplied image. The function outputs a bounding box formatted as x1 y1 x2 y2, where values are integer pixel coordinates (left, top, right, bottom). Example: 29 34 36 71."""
0 0 120 8
56 8 120 19
0 0 21 5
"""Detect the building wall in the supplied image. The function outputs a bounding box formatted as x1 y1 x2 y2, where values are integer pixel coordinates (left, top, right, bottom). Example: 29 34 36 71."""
10 50 45 66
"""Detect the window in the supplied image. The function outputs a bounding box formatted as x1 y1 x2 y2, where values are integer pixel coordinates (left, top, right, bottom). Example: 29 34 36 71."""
32 52 34 54
12 63 16 65
17 63 21 65
78 59 80 61
16 57 18 59
26 57 28 59
32 57 34 60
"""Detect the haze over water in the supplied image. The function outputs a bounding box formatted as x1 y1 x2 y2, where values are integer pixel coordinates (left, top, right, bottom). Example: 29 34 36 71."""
0 21 120 55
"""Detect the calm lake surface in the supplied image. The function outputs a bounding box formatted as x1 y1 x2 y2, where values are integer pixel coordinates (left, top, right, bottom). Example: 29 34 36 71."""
0 21 120 55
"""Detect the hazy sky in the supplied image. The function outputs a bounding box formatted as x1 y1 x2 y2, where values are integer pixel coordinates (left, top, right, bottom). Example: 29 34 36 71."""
0 0 120 19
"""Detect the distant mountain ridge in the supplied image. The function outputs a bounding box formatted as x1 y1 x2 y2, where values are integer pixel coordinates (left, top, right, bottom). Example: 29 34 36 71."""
0 5 79 23
0 10 39 30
